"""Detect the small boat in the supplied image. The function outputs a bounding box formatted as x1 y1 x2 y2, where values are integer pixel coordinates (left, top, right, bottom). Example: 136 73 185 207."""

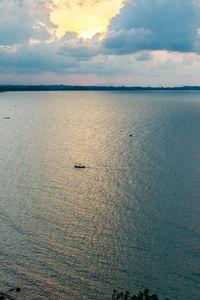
74 164 85 169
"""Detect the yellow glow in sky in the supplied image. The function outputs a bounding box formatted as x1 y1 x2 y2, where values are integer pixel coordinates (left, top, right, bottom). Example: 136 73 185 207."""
51 0 124 39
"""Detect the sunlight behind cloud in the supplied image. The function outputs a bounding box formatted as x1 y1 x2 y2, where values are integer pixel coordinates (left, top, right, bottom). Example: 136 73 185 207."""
50 0 123 38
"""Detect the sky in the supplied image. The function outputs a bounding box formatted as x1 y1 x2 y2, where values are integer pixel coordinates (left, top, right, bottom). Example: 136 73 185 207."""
0 0 200 86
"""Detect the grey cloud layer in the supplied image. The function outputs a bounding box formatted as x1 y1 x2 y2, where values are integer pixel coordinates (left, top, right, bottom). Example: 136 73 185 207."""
0 32 101 74
0 0 200 76
103 0 200 54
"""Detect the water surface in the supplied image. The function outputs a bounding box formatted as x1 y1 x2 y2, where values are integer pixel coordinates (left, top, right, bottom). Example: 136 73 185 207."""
0 91 199 299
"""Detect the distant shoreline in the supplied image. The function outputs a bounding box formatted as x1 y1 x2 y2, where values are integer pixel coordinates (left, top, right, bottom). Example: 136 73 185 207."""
1 85 200 92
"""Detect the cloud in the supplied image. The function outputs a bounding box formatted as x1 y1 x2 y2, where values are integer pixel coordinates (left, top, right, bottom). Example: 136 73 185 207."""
103 0 200 54
57 32 100 60
1 51 200 86
0 0 102 74
135 51 153 61
54 0 115 9
0 31 101 74
1 0 200 85
0 0 55 46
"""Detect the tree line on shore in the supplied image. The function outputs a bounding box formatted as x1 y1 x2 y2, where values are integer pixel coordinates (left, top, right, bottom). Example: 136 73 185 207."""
112 288 169 300
1 85 200 92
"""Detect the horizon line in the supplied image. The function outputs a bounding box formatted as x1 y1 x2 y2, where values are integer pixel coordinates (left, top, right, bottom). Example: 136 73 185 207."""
1 84 200 92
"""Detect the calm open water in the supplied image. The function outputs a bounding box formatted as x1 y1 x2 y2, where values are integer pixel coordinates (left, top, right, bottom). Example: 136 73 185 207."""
0 91 199 300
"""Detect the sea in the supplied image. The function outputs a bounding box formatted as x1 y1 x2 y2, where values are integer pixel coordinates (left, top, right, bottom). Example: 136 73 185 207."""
0 90 199 300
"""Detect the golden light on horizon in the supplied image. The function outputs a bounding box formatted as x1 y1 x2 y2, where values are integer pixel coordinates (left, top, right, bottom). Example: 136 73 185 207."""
50 0 123 39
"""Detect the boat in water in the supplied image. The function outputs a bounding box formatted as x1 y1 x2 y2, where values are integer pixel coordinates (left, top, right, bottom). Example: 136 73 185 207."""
74 164 85 169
